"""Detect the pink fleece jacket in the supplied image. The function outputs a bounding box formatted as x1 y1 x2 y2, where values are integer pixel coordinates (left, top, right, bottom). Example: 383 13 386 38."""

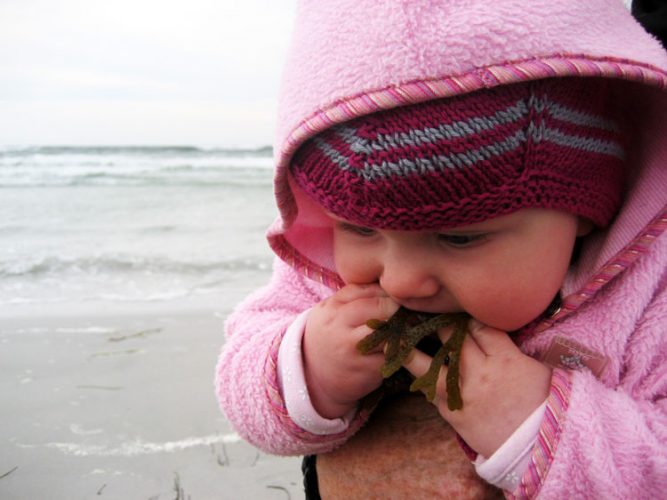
216 0 667 497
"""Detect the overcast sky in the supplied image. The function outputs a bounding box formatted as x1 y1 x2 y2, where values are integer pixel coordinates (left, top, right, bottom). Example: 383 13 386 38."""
0 0 296 147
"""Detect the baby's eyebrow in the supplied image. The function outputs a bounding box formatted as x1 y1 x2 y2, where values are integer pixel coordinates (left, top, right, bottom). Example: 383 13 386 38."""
323 210 341 220
435 228 487 234
325 211 358 225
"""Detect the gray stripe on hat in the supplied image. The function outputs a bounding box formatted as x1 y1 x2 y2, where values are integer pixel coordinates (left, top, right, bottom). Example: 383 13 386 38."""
313 136 352 171
528 93 619 132
355 129 527 181
339 94 619 158
314 90 623 181
528 122 625 159
337 126 373 153
340 100 529 155
332 123 622 181
549 102 619 132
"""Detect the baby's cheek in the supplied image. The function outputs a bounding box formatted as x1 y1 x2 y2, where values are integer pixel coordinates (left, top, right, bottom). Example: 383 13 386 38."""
462 291 547 332
335 254 378 285
460 264 564 330
338 266 376 286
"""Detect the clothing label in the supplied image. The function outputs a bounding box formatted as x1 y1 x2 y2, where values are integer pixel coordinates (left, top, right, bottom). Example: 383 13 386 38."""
542 336 609 378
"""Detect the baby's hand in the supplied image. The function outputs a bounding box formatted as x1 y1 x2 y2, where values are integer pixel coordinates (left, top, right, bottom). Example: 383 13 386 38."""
403 319 552 458
303 284 399 419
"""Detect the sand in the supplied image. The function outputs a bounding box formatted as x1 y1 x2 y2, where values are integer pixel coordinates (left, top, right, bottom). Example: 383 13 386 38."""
0 298 303 500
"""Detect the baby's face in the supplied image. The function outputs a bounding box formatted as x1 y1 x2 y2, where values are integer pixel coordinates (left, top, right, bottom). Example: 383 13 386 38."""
331 208 583 332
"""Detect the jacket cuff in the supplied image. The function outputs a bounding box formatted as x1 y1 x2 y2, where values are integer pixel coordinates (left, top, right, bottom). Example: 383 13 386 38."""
277 309 357 434
474 401 546 491
510 368 573 499
264 312 365 444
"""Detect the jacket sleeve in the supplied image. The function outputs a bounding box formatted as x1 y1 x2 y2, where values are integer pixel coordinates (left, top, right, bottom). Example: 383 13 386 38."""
511 284 667 499
215 257 370 456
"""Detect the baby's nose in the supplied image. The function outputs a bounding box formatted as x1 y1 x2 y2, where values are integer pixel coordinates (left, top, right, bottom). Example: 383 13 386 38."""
379 261 440 301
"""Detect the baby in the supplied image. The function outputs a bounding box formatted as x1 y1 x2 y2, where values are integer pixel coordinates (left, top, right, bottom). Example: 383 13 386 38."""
217 1 667 497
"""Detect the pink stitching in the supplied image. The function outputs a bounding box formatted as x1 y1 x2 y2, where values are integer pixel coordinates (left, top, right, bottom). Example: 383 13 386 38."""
278 55 667 166
510 369 573 499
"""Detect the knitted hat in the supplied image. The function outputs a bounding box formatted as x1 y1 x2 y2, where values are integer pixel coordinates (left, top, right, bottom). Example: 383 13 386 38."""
290 78 626 230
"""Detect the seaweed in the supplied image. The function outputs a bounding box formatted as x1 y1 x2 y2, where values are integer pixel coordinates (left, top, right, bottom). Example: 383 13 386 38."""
357 307 470 411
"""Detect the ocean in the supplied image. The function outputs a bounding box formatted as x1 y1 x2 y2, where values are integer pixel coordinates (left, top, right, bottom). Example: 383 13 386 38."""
0 146 307 499
0 145 277 313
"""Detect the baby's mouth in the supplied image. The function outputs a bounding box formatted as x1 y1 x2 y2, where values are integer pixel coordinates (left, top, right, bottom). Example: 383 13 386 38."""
396 301 462 317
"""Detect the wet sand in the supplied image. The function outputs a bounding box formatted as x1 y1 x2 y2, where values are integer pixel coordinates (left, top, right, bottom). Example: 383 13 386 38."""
0 299 302 499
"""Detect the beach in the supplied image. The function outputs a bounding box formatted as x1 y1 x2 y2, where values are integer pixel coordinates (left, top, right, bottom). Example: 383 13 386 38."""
0 147 303 499
1 300 302 500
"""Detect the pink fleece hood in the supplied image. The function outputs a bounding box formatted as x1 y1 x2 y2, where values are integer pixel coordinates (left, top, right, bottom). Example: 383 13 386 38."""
267 0 667 326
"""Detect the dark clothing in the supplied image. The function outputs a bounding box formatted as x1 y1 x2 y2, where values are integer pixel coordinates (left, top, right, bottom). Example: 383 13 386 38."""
302 455 321 499
633 0 667 47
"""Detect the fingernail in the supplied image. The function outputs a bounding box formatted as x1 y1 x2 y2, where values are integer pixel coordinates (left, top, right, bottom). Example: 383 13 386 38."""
468 318 485 332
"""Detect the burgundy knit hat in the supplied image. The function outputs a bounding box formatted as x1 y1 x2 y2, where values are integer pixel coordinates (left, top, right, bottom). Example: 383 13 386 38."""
290 78 626 230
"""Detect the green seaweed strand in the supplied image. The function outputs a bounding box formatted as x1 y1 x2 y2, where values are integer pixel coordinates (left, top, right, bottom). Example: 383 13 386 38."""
357 307 469 411
410 314 468 410
380 313 461 378
357 307 411 354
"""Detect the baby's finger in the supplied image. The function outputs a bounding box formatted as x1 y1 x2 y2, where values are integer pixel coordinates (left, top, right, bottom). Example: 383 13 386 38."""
346 295 400 326
353 324 387 354
401 348 446 393
334 283 386 303
436 324 485 367
466 318 515 355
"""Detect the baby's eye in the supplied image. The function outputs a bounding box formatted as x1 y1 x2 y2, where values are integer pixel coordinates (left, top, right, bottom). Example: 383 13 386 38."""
437 232 486 248
337 222 376 237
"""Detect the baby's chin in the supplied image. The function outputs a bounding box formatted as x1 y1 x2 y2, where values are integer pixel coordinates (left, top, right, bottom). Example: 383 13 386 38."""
470 313 537 333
